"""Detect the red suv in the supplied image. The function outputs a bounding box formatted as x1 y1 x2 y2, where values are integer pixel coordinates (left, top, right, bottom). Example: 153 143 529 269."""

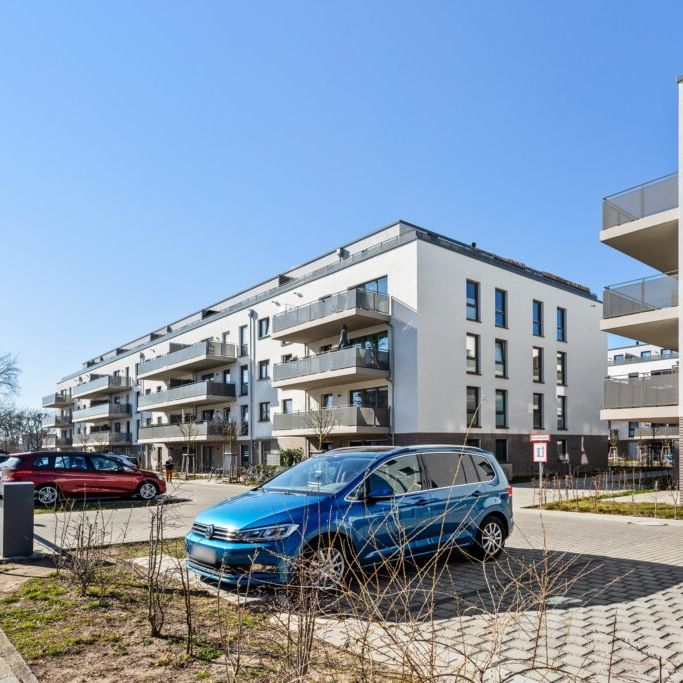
0 452 166 506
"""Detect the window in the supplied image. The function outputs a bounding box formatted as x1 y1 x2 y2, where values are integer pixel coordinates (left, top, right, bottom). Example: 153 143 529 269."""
89 455 120 472
421 451 467 487
495 288 507 327
54 455 88 471
628 421 638 438
369 455 422 496
223 369 232 384
470 454 496 482
201 409 214 421
556 307 567 342
466 333 480 374
532 393 544 429
662 348 673 358
495 339 507 378
557 395 567 430
533 300 544 336
495 439 508 463
32 455 52 469
357 276 388 295
495 389 508 428
240 444 250 465
613 354 624 364
557 438 568 460
240 365 249 395
259 402 270 422
281 354 293 364
240 405 249 433
466 386 481 427
258 360 270 380
349 386 389 408
466 280 480 321
533 347 544 383
282 399 293 414
239 325 248 356
258 317 270 339
321 393 334 408
641 350 652 359
557 351 567 386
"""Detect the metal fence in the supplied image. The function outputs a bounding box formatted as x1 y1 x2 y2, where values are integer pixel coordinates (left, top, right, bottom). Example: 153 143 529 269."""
272 287 390 333
604 373 678 409
138 380 236 410
273 405 390 431
603 173 678 229
273 347 390 382
138 341 237 376
603 273 678 318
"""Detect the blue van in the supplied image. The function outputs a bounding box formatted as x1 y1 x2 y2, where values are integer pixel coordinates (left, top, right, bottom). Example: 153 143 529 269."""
185 445 513 588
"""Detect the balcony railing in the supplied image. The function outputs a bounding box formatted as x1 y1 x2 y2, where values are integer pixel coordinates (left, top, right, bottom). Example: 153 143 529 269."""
273 405 390 431
273 347 390 383
42 414 72 429
603 273 678 319
73 432 132 446
42 393 71 408
137 380 236 410
634 426 678 439
609 351 679 366
72 403 132 421
137 341 237 377
44 435 73 448
603 173 678 229
72 375 133 398
272 287 390 334
604 373 678 410
138 421 228 441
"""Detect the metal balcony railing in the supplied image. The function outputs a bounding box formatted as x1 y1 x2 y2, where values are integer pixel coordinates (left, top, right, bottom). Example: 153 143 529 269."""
72 403 132 421
272 287 390 334
137 341 237 376
138 421 228 441
273 405 390 431
603 273 678 319
273 347 390 383
603 173 678 229
137 380 236 410
604 373 678 410
609 351 679 366
72 375 133 398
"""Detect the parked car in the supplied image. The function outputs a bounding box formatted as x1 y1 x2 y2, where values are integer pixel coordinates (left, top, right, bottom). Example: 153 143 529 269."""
185 445 513 588
0 451 166 505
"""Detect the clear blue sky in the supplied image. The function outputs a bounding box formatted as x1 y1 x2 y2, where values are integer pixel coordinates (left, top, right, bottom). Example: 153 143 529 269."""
1 1 681 409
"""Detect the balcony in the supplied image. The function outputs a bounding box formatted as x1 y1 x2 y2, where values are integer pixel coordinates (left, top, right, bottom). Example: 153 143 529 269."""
601 274 678 349
272 405 391 437
137 380 236 412
42 414 72 430
601 173 678 272
43 435 73 448
271 288 391 343
272 347 390 390
137 341 237 380
601 373 679 422
609 351 679 366
634 426 678 440
72 375 133 399
72 403 132 423
42 393 71 409
137 421 231 444
73 432 133 447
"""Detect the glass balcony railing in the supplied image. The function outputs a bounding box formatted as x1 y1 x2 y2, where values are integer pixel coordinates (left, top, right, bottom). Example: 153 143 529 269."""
273 347 390 383
603 173 678 229
72 375 132 398
72 403 132 421
604 372 678 410
609 351 679 366
42 393 71 408
603 273 678 319
137 341 237 377
137 380 236 410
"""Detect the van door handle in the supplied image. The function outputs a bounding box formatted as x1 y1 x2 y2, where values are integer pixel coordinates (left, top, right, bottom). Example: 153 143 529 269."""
413 497 429 506
471 490 483 497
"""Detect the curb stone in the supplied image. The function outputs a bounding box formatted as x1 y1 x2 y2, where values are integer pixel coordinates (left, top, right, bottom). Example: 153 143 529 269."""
0 628 38 683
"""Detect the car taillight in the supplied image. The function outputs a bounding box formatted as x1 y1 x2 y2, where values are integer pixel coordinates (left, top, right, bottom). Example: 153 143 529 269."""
506 485 512 497
1 468 16 481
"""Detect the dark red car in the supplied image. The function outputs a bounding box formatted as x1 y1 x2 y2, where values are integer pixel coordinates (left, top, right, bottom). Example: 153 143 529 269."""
0 451 166 506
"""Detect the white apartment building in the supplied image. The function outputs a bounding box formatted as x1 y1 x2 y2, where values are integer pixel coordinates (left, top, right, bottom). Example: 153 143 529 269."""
43 220 607 476
600 76 683 484
606 343 678 460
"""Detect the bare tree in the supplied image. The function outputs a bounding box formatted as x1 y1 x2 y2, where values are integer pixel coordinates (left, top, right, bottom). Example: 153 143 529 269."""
304 403 337 453
177 410 199 478
0 406 24 452
0 352 19 397
20 409 51 450
213 412 239 476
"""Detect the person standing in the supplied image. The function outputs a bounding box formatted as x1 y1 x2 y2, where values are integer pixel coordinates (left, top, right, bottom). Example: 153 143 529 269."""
164 456 175 483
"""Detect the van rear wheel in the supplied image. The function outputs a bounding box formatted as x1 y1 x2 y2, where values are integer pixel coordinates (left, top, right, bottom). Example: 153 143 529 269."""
474 516 505 560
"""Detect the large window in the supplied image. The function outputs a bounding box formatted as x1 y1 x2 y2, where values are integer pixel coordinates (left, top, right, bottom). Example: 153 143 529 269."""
557 395 567 430
239 325 248 355
557 351 567 386
240 365 249 395
495 288 507 327
240 404 249 433
321 393 334 408
466 280 480 321
349 331 389 352
628 421 638 438
420 451 467 487
259 402 270 422
532 393 544 429
357 276 388 295
495 339 507 378
258 359 270 380
466 333 480 374
258 317 270 339
495 389 508 428
556 307 567 342
533 300 544 337
349 386 388 408
369 454 422 495
533 347 544 383
495 439 508 463
466 386 481 427
282 398 293 415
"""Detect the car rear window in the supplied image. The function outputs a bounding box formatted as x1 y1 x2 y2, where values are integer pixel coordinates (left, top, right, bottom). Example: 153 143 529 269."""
32 455 53 469
1 457 22 468
421 452 467 488
470 454 496 482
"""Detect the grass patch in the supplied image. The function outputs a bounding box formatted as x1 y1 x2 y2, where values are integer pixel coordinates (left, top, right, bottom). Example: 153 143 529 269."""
537 493 682 519
112 538 187 560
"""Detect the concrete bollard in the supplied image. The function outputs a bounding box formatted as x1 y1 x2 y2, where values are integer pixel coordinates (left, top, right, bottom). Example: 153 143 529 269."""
0 482 34 559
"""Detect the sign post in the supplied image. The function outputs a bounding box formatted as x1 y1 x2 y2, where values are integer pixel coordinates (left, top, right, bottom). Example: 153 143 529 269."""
530 434 550 507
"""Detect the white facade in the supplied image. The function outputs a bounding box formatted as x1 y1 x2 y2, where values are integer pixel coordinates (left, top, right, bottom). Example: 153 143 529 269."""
43 221 607 476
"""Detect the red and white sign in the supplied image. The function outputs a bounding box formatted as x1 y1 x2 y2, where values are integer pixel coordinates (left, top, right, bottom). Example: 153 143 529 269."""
533 442 548 463
530 434 551 443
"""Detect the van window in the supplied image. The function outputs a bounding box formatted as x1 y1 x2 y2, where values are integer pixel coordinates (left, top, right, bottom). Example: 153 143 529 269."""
369 455 422 495
421 452 467 488
470 454 496 482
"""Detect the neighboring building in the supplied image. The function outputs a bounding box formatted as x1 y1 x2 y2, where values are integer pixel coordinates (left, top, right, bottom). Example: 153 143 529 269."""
606 343 678 460
42 220 607 476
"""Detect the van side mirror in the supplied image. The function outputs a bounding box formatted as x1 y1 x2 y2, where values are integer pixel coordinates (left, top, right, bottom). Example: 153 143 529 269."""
366 476 394 501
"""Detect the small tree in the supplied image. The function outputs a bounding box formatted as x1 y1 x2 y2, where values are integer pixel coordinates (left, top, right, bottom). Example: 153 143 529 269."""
213 413 239 476
0 352 19 397
20 409 51 450
177 410 199 478
304 403 337 453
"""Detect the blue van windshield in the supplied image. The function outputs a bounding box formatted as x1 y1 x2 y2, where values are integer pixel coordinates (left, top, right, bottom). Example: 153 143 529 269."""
262 454 373 494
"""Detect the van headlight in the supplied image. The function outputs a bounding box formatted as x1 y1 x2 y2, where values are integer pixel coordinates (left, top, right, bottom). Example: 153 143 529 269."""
236 524 299 542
